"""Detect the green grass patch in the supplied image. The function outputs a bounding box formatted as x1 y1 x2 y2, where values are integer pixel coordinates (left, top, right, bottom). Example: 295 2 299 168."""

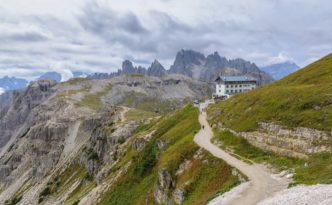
293 152 332 185
119 91 184 114
124 108 159 122
99 104 241 205
180 152 240 205
5 196 22 205
65 77 90 85
213 130 301 170
78 84 112 110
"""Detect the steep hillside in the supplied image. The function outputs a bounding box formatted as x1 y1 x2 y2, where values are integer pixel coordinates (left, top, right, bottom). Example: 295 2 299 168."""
207 53 332 184
208 53 332 132
0 95 241 204
0 74 239 205
96 105 241 205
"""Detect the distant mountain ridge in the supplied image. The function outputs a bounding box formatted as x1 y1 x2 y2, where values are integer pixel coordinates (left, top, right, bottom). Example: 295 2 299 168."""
91 49 274 84
261 61 300 80
39 72 62 82
0 49 274 93
0 71 90 95
0 76 28 94
168 50 274 84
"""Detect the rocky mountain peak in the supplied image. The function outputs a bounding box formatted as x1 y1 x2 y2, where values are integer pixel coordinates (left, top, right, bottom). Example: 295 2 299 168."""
205 51 228 69
176 49 206 66
122 60 136 74
261 61 300 80
168 49 273 84
147 59 166 77
169 49 206 77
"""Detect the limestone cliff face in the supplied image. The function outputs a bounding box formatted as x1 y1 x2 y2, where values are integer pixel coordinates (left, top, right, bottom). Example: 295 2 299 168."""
214 121 332 159
239 123 331 158
0 79 57 151
0 87 127 204
80 107 138 182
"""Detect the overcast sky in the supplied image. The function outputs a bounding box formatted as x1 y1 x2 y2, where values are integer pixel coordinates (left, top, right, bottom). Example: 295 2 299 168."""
0 0 331 80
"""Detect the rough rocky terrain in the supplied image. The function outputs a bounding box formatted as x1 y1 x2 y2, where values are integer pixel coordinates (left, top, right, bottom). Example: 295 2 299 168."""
0 74 213 205
238 122 331 159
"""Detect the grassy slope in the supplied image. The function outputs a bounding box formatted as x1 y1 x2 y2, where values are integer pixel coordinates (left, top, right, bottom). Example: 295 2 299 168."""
78 84 113 110
99 105 240 205
208 54 332 185
119 91 183 113
213 130 332 185
124 108 159 122
208 53 332 132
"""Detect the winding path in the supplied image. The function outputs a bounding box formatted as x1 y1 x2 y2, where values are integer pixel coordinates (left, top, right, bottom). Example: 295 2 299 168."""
119 106 130 122
194 101 290 205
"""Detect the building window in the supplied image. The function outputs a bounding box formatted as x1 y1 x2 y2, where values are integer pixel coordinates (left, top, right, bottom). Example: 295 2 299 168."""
226 85 229 88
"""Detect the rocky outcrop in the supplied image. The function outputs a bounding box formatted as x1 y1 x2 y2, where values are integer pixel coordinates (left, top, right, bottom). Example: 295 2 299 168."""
80 107 138 179
154 170 175 205
157 139 169 152
0 79 57 150
172 188 186 204
0 91 12 110
133 138 146 151
229 122 332 158
122 60 138 74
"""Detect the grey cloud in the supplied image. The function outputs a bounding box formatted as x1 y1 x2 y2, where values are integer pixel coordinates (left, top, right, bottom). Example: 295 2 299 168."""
7 32 48 42
77 2 218 56
79 2 148 40
0 0 332 79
